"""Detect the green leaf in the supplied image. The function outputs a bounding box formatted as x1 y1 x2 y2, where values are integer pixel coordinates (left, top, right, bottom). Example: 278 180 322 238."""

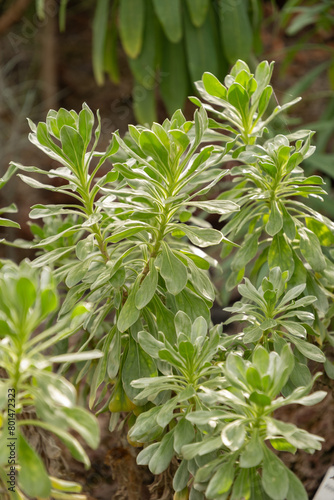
221 421 246 451
160 242 188 295
0 162 17 188
49 350 103 364
289 336 325 363
174 288 210 324
266 201 283 236
138 330 164 358
119 0 145 58
184 5 221 83
60 125 85 171
152 295 177 343
188 200 239 216
286 468 308 500
252 346 269 375
133 83 157 124
202 72 227 99
107 328 121 379
50 476 83 493
227 83 249 120
306 217 334 246
139 130 169 167
61 406 100 449
206 459 235 499
299 228 326 272
37 421 91 467
186 0 209 27
231 469 251 500
182 436 222 460
122 337 158 402
174 417 196 454
117 289 141 332
79 104 95 148
179 341 195 368
175 310 192 337
231 232 258 271
239 431 263 468
149 429 175 474
30 204 79 219
0 217 20 228
249 391 272 407
262 447 289 500
188 259 215 301
152 0 182 43
160 38 190 116
173 459 189 492
36 371 77 408
129 2 157 89
156 396 179 427
258 86 273 118
35 122 68 162
177 224 223 247
137 442 160 465
16 276 36 319
18 434 51 498
270 438 297 453
281 204 296 240
92 0 110 85
108 222 149 243
56 108 77 130
219 1 253 64
268 234 294 276
135 262 158 309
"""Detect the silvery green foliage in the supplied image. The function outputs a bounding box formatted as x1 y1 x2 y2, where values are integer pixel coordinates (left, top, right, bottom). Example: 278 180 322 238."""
195 61 334 356
1 60 333 499
0 261 101 499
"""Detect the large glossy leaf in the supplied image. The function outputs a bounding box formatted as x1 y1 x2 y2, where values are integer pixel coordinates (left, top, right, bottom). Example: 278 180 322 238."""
133 78 157 124
160 37 189 116
186 0 209 27
103 0 120 83
129 0 157 89
184 5 221 83
119 0 145 58
152 0 182 43
219 0 253 64
92 0 110 85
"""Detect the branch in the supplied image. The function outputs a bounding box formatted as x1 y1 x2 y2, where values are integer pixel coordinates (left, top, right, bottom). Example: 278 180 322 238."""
0 0 32 36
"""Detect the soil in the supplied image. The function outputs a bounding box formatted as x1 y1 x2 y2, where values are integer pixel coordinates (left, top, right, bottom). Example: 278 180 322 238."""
0 2 334 499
